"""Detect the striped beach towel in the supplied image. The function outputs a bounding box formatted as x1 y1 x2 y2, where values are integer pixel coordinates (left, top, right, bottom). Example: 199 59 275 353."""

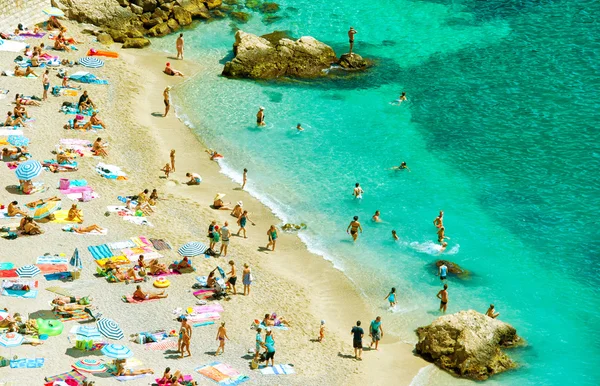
9 358 44 368
143 339 178 351
95 255 130 267
87 244 113 260
107 239 136 250
259 364 295 375
150 239 172 251
36 256 69 265
53 309 92 322
44 370 87 384
186 312 221 322
131 236 151 247
2 289 38 298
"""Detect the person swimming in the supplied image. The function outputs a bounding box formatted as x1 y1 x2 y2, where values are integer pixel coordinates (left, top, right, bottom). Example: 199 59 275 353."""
390 161 410 172
296 123 304 131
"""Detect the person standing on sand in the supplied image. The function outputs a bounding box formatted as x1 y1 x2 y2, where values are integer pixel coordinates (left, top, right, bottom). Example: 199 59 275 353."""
353 183 364 199
346 216 362 241
256 106 265 126
439 262 448 281
348 27 357 54
369 316 383 350
433 210 444 228
266 225 278 251
242 263 252 296
176 33 184 60
351 321 364 360
170 149 176 172
254 327 263 363
242 168 247 190
177 316 192 354
318 320 325 342
437 284 448 313
220 222 231 256
214 322 229 356
42 69 49 101
163 86 171 117
264 329 276 367
226 260 237 294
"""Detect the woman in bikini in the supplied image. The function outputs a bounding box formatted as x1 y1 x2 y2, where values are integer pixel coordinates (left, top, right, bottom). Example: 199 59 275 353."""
214 322 229 356
346 216 363 242
4 111 24 127
15 94 41 106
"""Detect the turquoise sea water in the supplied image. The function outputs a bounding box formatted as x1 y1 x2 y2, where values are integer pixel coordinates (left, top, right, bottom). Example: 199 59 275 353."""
152 0 600 384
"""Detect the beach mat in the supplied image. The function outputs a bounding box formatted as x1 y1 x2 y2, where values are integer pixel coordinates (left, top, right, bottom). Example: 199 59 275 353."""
107 240 136 250
259 364 295 375
0 262 15 270
36 256 69 265
95 255 129 268
114 374 150 382
193 303 224 313
46 286 72 296
2 289 38 298
50 210 81 224
0 269 18 278
144 339 178 351
36 264 68 274
186 312 221 323
53 309 92 322
150 238 172 250
44 370 87 384
121 295 161 304
195 362 249 385
9 358 44 368
88 244 113 259
131 236 152 247
44 271 72 281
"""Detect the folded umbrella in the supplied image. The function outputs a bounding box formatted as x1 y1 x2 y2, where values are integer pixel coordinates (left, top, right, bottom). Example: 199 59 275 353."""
69 248 82 270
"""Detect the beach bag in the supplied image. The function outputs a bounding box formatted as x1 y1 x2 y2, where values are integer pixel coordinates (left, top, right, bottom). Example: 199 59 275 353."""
53 86 62 96
2 232 17 240
250 359 259 369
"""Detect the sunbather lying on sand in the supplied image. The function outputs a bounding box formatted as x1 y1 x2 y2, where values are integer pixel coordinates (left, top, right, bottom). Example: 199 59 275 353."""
15 93 41 106
7 201 27 217
83 112 106 130
115 359 154 376
0 309 19 332
92 137 108 157
4 111 25 127
25 196 60 208
68 224 104 234
13 65 38 77
133 285 168 301
108 266 139 282
164 62 184 77
262 313 292 327
54 303 92 312
67 204 84 223
52 296 90 305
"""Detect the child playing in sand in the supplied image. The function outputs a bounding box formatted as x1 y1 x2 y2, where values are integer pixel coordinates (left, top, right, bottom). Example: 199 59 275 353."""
161 163 171 178
318 320 325 342
384 287 397 308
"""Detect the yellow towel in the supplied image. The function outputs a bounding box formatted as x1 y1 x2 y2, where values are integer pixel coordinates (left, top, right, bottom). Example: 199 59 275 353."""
50 210 81 224
95 255 130 267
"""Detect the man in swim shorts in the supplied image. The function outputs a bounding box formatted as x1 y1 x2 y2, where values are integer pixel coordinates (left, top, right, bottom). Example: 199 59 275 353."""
433 210 444 228
42 69 50 101
369 316 383 350
346 216 363 242
348 27 357 54
353 182 364 199
437 284 448 313
351 321 364 360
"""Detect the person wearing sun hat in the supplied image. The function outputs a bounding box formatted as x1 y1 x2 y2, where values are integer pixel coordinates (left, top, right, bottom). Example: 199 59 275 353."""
213 193 232 210
256 106 265 126
231 201 243 217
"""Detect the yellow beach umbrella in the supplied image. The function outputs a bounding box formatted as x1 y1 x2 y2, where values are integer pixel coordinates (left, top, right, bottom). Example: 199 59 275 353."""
32 201 61 220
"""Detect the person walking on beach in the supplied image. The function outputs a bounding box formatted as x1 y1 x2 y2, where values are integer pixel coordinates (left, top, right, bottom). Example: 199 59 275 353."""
42 69 49 101
318 320 325 342
176 33 184 60
369 316 383 350
439 262 448 281
220 221 231 256
242 263 252 296
351 321 364 360
226 260 237 294
384 288 397 308
236 210 254 238
177 316 192 354
437 284 448 313
170 149 176 172
346 216 363 241
486 304 500 319
241 168 248 189
256 107 265 126
348 27 357 54
353 183 364 199
433 210 444 228
254 327 263 364
214 322 229 356
266 225 278 251
163 86 171 117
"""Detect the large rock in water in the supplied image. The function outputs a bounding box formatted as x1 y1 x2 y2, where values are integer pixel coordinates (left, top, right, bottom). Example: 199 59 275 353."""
222 31 337 79
338 53 370 70
415 310 521 380
52 0 136 29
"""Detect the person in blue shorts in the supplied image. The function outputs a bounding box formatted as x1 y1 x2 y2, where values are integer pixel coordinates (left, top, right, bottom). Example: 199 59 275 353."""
384 287 397 307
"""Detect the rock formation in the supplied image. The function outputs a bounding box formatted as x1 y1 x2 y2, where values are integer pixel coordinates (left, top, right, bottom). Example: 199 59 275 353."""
435 260 468 277
338 53 370 70
415 310 521 380
222 31 338 79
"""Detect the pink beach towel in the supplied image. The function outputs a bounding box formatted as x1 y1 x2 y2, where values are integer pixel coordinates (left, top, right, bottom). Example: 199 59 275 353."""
122 295 161 304
193 304 224 313
186 312 221 322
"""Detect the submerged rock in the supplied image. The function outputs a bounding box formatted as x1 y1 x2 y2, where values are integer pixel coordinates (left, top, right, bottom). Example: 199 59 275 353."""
260 2 279 13
230 11 251 23
222 30 337 79
435 260 467 276
415 310 521 380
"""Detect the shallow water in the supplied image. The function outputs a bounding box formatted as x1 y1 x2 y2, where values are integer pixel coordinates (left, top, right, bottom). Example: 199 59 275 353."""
152 0 600 384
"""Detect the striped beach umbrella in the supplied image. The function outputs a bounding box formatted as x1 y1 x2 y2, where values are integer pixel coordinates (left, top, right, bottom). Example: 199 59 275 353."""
101 344 132 359
97 318 124 340
15 160 42 180
42 7 65 17
72 358 107 373
78 57 104 68
0 332 24 348
178 241 207 257
70 248 82 270
74 325 102 340
16 264 41 278
32 200 61 220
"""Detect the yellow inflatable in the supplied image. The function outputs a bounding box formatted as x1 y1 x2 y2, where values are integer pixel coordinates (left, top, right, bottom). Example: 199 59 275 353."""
153 277 170 288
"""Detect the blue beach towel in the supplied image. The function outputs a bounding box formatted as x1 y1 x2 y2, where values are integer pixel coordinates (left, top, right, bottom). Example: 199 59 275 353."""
259 364 295 375
44 272 72 281
2 289 38 298
10 358 44 368
88 244 113 260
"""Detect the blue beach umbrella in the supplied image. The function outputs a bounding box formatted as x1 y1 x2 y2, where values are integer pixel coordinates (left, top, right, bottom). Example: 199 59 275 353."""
101 344 132 359
97 318 124 340
16 265 41 278
0 332 24 348
78 57 104 68
15 159 42 180
42 7 65 17
178 241 207 257
75 325 102 340
70 248 82 270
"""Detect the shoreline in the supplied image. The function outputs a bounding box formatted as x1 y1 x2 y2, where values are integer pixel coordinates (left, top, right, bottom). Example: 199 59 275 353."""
0 20 427 385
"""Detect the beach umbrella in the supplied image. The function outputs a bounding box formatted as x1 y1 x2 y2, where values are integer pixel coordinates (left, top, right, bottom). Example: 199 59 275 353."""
78 57 104 68
97 318 124 340
72 358 107 373
16 264 41 278
178 241 207 257
15 159 42 180
7 135 29 147
42 7 65 17
101 344 133 359
70 248 82 270
32 200 61 220
74 325 102 340
0 332 24 348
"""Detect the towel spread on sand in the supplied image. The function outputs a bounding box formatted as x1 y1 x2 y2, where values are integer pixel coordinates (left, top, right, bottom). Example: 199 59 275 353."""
106 206 134 216
45 286 72 296
50 210 81 224
65 191 99 201
36 255 69 265
0 208 22 219
122 295 161 304
259 364 296 375
96 162 126 179
95 255 129 267
107 240 136 250
114 374 150 382
150 239 172 251
0 262 15 270
2 70 37 78
66 227 107 235
69 71 109 85
9 358 45 368
144 339 178 351
185 312 221 322
192 304 224 313
44 272 72 281
44 370 87 384
36 264 68 274
123 216 154 227
2 289 38 298
88 244 113 259
121 246 154 257
195 362 249 385
53 309 92 322
131 236 152 247
0 40 27 52
0 269 18 278
0 129 24 136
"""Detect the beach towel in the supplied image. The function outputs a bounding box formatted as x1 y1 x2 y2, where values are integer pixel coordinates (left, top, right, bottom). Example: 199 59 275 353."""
36 264 68 274
65 226 107 235
123 216 154 227
9 358 44 368
185 312 221 323
144 339 178 351
193 289 216 297
131 236 152 247
95 255 130 267
122 295 160 304
0 262 15 270
150 239 172 251
68 71 108 85
46 286 72 296
36 255 69 265
59 186 93 194
2 289 38 298
195 362 249 385
114 374 150 382
88 244 113 259
122 246 156 258
66 191 99 201
259 364 295 375
107 240 136 250
44 271 72 281
0 40 27 52
53 309 92 322
192 321 214 328
44 370 87 384
0 129 24 136
0 269 18 278
19 32 46 38
49 210 81 224
60 138 92 146
154 375 194 385
193 304 224 313
2 279 37 288
1 70 36 78
106 206 134 216
96 162 126 179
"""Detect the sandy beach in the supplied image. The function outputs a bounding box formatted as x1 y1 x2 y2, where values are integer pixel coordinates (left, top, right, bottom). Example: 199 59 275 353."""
0 21 427 385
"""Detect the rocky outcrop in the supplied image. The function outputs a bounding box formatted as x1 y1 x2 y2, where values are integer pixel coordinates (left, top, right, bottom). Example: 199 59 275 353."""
122 37 151 48
435 260 467 276
222 31 337 79
52 0 137 30
148 22 171 37
96 32 114 45
172 6 193 26
415 310 521 380
338 53 371 70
